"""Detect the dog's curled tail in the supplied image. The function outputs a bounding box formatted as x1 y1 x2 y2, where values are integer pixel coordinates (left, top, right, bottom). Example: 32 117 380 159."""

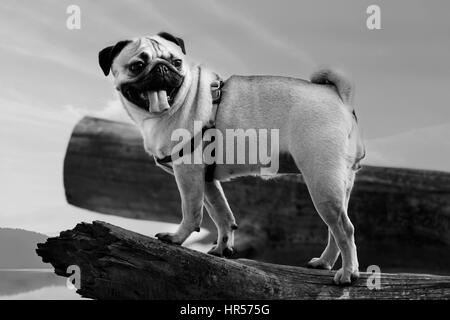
310 68 354 106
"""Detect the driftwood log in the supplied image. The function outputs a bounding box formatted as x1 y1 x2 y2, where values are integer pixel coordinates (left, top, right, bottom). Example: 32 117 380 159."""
63 117 450 274
36 221 450 300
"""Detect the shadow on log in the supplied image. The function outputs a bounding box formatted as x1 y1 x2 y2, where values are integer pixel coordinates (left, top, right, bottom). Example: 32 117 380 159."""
63 117 450 275
36 221 450 300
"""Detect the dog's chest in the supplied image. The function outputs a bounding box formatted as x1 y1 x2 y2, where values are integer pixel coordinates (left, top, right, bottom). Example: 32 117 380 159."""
141 122 175 158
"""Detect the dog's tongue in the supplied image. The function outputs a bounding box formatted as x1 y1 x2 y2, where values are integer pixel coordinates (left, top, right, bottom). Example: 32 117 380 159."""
147 90 170 113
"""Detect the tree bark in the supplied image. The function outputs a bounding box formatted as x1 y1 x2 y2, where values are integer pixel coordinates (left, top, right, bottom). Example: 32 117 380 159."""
36 221 450 300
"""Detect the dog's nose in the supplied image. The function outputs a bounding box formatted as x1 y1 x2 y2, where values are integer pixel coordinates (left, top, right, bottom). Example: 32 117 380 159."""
155 64 168 75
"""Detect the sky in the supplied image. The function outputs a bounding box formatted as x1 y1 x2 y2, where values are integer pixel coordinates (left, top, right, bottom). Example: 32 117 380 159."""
0 0 450 235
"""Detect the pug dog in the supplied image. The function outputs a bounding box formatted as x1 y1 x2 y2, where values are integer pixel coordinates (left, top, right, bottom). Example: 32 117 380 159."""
98 32 365 285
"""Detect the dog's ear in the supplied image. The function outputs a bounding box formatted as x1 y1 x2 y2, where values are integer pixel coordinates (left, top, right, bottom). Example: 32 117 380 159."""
98 40 131 76
157 31 186 54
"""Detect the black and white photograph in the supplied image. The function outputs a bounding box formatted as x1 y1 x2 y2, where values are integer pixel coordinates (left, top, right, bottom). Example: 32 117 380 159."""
1 0 449 306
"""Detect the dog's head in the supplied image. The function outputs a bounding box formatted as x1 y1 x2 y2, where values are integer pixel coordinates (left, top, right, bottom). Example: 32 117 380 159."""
99 32 187 115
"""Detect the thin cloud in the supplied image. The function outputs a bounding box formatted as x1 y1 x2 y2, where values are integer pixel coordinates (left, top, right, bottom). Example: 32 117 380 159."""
365 123 450 172
63 99 132 124
0 43 97 78
203 0 316 68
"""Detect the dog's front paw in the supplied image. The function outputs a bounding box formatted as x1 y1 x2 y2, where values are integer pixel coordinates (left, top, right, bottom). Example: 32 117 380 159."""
155 232 184 245
208 245 235 258
306 257 333 270
333 268 359 286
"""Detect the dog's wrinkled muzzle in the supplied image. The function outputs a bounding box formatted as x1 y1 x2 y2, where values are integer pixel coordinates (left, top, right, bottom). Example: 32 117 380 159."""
121 60 184 114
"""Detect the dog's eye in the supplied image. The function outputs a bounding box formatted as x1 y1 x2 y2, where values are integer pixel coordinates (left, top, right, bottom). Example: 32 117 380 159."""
173 59 182 68
129 61 145 73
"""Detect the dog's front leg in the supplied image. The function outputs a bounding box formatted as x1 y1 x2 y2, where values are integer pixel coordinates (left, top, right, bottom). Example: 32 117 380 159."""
155 163 205 245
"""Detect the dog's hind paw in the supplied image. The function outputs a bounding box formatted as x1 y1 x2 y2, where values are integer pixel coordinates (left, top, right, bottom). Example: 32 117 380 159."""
333 268 360 286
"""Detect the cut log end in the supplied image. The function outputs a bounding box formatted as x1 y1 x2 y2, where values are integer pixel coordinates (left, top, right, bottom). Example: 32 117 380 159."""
36 221 450 300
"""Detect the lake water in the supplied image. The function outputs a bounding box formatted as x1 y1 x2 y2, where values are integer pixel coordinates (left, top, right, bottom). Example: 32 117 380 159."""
0 269 86 300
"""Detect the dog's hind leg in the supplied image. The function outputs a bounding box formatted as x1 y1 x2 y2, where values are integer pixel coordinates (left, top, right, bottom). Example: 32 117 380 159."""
204 180 238 257
307 165 359 285
290 136 359 285
306 168 356 270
